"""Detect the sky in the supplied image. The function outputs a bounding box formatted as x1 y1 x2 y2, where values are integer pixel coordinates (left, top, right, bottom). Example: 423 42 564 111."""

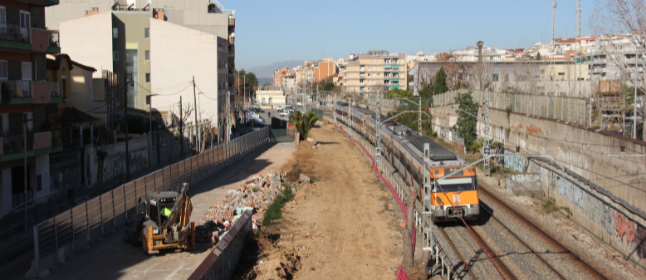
221 0 596 70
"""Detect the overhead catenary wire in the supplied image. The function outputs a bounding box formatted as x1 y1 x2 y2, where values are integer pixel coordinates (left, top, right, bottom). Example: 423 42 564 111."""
135 81 192 96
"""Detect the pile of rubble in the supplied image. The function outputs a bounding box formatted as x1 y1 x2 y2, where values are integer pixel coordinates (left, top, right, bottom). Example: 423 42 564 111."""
194 170 308 245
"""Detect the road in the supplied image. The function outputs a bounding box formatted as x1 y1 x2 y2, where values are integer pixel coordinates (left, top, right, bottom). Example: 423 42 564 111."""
1 143 295 280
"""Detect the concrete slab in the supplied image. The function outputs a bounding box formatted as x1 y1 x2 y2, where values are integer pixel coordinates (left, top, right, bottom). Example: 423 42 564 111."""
0 143 295 280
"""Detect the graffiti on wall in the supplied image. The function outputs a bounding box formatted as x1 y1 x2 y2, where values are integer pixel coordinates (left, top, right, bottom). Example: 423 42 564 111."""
553 166 646 262
504 150 527 172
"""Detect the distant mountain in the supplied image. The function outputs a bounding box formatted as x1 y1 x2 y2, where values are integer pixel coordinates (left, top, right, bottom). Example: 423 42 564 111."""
258 78 273 86
246 60 304 78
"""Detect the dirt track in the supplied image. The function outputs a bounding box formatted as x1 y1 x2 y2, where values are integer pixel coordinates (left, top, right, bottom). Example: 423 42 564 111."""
243 123 404 279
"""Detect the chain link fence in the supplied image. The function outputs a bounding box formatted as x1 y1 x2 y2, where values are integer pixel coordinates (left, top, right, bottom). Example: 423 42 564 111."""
32 128 270 271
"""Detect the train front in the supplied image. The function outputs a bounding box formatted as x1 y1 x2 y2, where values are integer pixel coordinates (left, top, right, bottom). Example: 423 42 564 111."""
428 166 479 222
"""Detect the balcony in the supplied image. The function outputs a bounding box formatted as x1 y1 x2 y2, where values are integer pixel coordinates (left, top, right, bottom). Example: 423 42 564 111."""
33 131 51 150
50 82 62 103
21 0 59 6
31 28 49 53
91 101 107 112
229 17 235 26
229 36 234 45
0 23 31 51
32 81 50 104
0 132 62 163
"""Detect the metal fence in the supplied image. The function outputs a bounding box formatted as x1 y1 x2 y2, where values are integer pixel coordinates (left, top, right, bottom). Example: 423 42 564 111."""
367 90 590 126
432 90 589 126
32 128 270 271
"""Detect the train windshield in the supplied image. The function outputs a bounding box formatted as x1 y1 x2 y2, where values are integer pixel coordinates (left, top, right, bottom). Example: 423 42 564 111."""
435 177 476 192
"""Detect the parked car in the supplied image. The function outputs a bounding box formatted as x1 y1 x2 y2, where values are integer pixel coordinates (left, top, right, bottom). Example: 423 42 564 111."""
277 105 285 112
280 109 295 116
245 112 259 119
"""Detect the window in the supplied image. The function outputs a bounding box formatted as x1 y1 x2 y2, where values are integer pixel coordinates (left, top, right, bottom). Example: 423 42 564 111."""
558 72 565 76
19 11 29 39
145 73 150 83
0 6 6 34
19 11 29 28
145 50 150 61
492 73 499 81
113 50 119 61
113 28 118 39
144 28 149 38
21 62 31 80
0 60 7 80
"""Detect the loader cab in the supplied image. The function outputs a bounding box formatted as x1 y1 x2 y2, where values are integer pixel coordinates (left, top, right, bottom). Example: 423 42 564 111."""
144 191 178 229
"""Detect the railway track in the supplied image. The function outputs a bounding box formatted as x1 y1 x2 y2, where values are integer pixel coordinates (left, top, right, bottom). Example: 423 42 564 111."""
436 187 609 280
474 187 608 280
320 105 608 279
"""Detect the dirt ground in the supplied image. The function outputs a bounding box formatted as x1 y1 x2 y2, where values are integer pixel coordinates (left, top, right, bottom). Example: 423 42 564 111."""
237 123 406 279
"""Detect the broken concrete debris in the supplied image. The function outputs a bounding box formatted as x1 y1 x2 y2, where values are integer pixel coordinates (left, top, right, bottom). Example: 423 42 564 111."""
194 170 309 245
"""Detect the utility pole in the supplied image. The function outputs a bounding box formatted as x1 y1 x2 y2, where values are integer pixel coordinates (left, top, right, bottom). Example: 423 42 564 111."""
23 114 31 232
418 95 422 135
179 96 184 159
124 71 130 182
635 54 638 139
375 88 382 169
193 76 200 153
483 88 491 176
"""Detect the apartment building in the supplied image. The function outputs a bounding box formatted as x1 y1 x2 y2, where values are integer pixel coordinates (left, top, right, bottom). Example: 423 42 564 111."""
0 0 62 214
576 34 644 85
48 0 236 108
344 50 408 95
49 0 235 136
150 19 227 137
313 61 336 83
409 60 591 96
273 66 294 87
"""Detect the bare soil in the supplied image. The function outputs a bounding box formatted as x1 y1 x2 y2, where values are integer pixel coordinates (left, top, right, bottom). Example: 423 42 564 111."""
236 123 405 279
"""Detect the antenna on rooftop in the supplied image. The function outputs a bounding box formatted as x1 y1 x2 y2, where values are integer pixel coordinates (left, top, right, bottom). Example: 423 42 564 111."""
552 1 558 51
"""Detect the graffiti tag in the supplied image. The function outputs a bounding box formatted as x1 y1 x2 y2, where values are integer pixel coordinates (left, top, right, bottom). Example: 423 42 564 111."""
615 212 636 243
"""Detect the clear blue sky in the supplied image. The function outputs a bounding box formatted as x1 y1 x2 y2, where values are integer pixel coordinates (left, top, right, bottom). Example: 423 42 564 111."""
222 0 594 70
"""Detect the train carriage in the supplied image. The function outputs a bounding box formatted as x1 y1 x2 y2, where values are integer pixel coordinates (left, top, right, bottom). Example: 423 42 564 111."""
333 102 480 222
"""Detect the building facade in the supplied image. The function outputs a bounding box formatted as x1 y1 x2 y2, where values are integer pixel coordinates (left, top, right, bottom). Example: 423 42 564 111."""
0 0 62 214
344 50 408 95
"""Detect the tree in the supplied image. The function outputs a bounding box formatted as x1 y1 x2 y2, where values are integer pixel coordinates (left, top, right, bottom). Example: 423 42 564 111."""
453 91 479 151
591 0 646 140
386 88 413 99
433 67 449 94
235 69 259 100
288 111 322 140
536 52 542 61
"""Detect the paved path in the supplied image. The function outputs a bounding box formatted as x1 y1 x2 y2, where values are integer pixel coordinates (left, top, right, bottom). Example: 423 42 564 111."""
1 143 295 280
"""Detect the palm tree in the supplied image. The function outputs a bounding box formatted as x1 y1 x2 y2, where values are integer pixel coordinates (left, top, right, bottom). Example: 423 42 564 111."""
288 111 322 140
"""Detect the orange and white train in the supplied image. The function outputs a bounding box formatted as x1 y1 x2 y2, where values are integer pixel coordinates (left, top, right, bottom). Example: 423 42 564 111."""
334 102 479 222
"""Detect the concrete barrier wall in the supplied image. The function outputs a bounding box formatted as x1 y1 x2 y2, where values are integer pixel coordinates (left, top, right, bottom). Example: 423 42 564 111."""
188 211 252 280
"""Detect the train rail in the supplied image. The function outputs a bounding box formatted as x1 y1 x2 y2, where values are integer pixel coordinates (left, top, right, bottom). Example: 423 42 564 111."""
318 104 608 279
476 186 608 280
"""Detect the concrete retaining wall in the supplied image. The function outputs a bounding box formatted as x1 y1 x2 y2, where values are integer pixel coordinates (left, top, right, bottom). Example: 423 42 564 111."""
188 211 252 280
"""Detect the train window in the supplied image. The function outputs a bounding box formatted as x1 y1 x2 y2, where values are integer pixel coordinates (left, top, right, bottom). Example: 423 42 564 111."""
436 177 476 192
